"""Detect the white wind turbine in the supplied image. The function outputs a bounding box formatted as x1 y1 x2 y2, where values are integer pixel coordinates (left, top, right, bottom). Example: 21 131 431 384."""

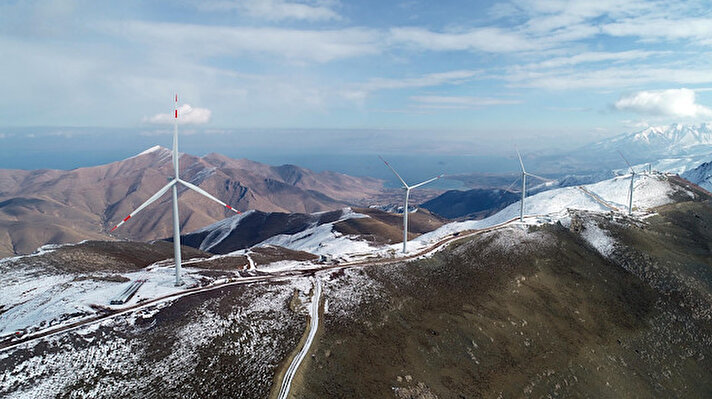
516 149 550 223
110 95 241 286
379 156 443 253
618 151 637 215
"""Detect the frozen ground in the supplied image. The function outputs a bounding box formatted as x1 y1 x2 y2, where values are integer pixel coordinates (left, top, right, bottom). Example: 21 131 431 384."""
397 173 678 255
0 255 218 337
0 277 312 399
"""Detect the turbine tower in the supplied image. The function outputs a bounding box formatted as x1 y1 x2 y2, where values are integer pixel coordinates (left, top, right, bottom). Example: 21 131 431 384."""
618 151 636 215
110 95 242 286
379 156 443 253
516 149 549 223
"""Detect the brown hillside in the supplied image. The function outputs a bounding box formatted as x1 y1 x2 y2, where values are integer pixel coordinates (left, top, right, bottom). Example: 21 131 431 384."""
0 147 384 258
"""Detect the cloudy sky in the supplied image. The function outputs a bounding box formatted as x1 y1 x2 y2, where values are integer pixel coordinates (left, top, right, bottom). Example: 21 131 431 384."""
1 0 712 166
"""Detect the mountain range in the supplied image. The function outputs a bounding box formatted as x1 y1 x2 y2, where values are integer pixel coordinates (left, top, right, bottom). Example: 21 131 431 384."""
0 147 383 258
2 123 711 259
531 123 712 173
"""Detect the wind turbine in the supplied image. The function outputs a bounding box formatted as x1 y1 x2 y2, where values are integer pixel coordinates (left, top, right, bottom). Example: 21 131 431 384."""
516 149 549 223
379 156 443 253
618 151 636 215
110 95 242 286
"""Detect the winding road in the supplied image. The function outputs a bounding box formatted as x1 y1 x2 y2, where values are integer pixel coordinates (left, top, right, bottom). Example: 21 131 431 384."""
277 278 323 399
577 185 619 211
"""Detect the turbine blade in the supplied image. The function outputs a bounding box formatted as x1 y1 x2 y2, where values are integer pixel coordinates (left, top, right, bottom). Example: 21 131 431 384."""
617 150 634 172
504 175 521 193
178 179 242 214
410 174 444 189
378 155 408 188
524 172 551 182
173 94 179 176
110 179 177 232
516 148 526 173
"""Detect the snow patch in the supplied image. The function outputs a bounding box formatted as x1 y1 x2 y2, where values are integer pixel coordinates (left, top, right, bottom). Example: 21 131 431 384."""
581 221 616 258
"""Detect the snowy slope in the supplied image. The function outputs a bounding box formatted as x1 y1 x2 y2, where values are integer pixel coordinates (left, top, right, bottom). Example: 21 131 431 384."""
250 173 683 258
404 173 685 254
0 259 206 335
259 209 374 260
682 161 712 193
191 210 257 251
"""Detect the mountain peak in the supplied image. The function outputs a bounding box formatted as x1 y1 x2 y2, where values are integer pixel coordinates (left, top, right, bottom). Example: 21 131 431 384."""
632 123 712 145
135 145 171 157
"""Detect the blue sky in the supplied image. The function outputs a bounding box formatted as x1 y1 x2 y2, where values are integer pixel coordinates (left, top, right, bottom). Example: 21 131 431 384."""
1 0 712 164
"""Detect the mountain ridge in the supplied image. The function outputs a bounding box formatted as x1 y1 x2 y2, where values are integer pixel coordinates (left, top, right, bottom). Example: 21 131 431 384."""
0 147 385 258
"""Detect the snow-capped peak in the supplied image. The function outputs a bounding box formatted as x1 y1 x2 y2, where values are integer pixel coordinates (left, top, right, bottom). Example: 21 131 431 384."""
630 123 712 148
136 145 170 157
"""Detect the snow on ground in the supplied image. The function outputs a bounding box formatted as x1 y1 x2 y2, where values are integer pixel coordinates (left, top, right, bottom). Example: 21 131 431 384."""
261 223 376 260
259 208 378 261
254 260 318 273
238 173 682 261
0 260 204 336
321 268 384 322
191 210 257 251
586 173 679 210
396 174 676 255
633 153 711 175
0 277 312 399
484 226 550 254
580 220 617 258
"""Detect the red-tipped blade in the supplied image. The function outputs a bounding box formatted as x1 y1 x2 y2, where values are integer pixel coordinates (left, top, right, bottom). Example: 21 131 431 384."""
225 204 242 214
110 225 118 232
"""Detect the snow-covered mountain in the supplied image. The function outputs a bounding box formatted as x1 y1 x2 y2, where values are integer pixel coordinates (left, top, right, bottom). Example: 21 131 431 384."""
220 172 698 260
585 123 712 160
682 161 712 193
180 206 445 259
535 123 712 174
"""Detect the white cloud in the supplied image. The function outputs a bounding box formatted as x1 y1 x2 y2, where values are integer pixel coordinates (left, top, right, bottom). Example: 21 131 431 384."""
389 27 540 53
499 66 712 90
614 88 712 119
339 70 481 102
603 17 712 44
108 21 379 63
526 50 661 69
145 104 212 125
361 70 479 91
200 0 341 21
411 95 521 109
